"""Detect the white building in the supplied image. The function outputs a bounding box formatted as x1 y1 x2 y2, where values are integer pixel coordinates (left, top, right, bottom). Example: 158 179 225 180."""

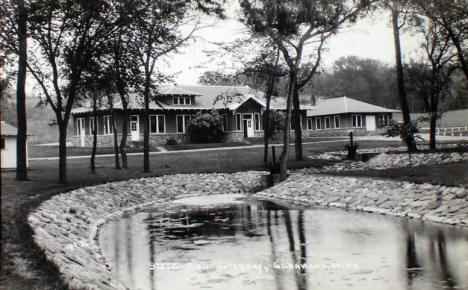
1 121 28 169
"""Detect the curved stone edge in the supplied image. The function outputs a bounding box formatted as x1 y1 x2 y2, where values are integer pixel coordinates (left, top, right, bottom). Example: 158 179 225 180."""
27 171 265 290
254 171 468 227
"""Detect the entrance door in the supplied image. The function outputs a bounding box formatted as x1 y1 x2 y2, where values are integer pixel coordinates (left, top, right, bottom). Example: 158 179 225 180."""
77 118 85 147
243 114 254 137
130 115 139 141
365 115 376 131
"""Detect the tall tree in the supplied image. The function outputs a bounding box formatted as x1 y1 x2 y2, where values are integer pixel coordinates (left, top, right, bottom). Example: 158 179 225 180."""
239 43 286 165
292 35 327 161
130 0 224 173
390 0 417 152
240 0 375 180
105 1 142 169
0 0 28 180
20 0 116 182
406 18 456 149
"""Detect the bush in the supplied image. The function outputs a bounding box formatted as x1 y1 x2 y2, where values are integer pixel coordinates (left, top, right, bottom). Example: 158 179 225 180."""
263 110 286 139
166 137 178 145
187 111 225 143
385 120 419 140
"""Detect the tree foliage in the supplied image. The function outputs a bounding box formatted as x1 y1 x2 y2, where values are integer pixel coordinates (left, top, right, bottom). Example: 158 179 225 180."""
187 111 225 143
240 0 376 179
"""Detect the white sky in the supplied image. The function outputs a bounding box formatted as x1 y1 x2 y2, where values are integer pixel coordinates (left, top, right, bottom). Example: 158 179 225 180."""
160 8 423 85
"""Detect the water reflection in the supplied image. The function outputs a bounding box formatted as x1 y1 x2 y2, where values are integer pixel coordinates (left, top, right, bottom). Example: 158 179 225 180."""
98 195 468 290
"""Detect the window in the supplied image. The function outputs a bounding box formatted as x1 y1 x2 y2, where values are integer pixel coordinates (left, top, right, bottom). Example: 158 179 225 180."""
316 117 323 130
1 138 5 149
173 97 191 105
378 114 389 127
222 114 228 131
149 115 165 133
76 118 85 136
176 115 191 133
324 116 331 129
104 115 113 135
334 115 340 129
352 115 363 128
254 113 261 131
307 118 313 130
89 117 98 135
235 113 242 131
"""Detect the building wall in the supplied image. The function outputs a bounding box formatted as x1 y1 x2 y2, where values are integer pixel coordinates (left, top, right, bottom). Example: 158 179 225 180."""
1 136 17 169
72 109 387 147
303 113 393 137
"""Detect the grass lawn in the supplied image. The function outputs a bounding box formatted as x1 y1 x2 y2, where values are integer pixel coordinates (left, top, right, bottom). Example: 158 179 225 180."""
1 139 466 290
28 144 160 158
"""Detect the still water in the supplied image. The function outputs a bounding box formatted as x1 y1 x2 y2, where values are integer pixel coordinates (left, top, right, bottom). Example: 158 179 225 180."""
99 194 468 290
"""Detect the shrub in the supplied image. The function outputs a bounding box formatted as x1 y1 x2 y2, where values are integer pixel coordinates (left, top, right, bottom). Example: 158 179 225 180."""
385 120 419 141
187 111 225 143
166 137 178 146
263 110 286 139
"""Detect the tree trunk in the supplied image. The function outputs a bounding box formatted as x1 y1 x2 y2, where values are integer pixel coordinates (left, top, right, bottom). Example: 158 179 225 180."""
15 0 28 181
58 123 68 183
111 109 120 169
108 95 120 169
263 99 271 166
445 26 468 80
429 111 437 150
263 74 275 165
391 3 417 152
90 96 98 174
120 110 129 169
279 70 297 180
143 85 150 173
292 84 303 161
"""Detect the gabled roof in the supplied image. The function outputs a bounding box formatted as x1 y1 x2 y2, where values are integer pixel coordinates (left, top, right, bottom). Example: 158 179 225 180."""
72 84 315 114
1 121 17 136
307 96 400 117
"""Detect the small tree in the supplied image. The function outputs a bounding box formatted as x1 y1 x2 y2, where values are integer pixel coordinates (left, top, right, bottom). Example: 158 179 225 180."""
187 111 225 143
385 120 420 153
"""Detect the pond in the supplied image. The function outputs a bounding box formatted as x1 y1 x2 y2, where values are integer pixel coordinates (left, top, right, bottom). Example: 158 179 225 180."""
99 194 468 290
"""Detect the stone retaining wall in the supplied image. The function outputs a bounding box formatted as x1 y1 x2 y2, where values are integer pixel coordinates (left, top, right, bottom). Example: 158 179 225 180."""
27 172 264 290
255 171 468 227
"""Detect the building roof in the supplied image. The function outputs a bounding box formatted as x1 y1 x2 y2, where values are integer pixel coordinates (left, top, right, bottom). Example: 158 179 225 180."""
72 85 315 114
306 96 400 117
1 121 17 136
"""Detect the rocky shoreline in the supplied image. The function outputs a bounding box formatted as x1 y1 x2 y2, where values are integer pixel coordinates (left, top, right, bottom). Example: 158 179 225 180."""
27 172 264 290
27 149 468 289
255 170 467 226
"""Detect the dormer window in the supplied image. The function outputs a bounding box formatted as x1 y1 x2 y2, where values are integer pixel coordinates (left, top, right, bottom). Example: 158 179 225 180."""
173 96 191 105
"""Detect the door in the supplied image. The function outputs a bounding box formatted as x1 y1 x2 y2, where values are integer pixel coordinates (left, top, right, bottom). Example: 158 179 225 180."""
243 114 254 137
77 118 85 147
130 115 139 141
365 115 376 131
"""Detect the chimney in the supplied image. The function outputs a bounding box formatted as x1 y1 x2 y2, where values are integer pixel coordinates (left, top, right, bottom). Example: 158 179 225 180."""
311 96 324 106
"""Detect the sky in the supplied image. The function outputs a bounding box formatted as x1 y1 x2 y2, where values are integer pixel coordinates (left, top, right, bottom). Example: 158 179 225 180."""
159 6 423 85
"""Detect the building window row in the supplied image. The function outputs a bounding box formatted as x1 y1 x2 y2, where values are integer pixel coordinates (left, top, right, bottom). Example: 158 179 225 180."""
173 97 191 105
306 115 341 130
